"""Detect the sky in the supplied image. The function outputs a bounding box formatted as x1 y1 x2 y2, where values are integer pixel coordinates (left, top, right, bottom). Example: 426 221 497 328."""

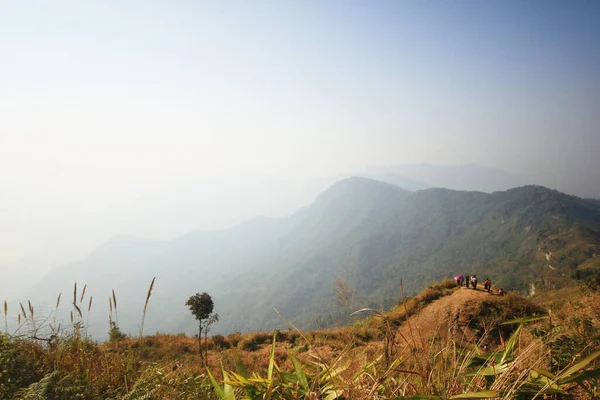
1 1 599 293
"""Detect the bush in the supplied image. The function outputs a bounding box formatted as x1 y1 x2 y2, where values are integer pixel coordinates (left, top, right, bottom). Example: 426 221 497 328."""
227 331 242 347
238 338 258 351
109 323 127 342
250 332 272 345
355 326 376 343
0 335 43 398
211 334 228 349
585 271 600 292
467 293 545 341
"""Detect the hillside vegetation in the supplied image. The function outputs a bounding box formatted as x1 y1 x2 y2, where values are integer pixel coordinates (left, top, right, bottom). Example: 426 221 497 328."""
3 280 600 399
24 179 600 338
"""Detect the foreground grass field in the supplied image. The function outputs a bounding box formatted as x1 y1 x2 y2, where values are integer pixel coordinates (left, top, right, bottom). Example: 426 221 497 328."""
2 280 600 399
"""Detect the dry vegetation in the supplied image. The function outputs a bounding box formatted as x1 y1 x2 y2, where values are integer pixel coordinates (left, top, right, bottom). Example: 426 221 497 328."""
2 279 600 399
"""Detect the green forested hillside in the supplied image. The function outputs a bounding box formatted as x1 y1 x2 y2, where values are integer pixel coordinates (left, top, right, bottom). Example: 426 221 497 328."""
30 178 600 337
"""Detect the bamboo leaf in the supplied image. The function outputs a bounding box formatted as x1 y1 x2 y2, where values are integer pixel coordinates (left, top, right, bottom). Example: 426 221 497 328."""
207 368 225 399
323 390 345 400
467 364 509 377
559 368 600 385
324 363 347 381
223 383 236 400
532 367 556 380
231 347 248 379
558 350 600 382
450 391 501 399
221 370 236 400
499 324 521 365
267 333 276 381
500 315 549 325
290 354 309 391
225 371 251 386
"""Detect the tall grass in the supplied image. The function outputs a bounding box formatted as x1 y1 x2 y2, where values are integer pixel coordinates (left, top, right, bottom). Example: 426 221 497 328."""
139 276 155 337
209 281 600 399
211 314 600 399
0 281 166 399
1 279 599 399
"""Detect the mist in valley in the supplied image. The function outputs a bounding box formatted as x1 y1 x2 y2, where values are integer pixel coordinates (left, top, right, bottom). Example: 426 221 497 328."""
1 1 599 339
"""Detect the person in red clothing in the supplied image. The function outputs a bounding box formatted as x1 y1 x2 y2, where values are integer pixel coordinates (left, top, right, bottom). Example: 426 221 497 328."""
484 278 491 293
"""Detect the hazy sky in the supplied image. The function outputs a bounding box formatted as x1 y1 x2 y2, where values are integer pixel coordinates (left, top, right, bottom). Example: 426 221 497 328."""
1 1 599 285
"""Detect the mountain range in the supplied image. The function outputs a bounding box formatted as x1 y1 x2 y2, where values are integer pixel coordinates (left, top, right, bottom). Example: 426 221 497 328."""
363 164 528 193
28 176 600 339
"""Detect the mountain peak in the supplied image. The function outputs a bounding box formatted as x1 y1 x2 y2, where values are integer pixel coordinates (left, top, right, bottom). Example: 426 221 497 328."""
318 176 411 197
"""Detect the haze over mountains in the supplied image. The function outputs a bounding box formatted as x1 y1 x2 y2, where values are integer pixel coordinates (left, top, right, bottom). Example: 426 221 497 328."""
3 0 600 350
2 163 596 298
25 171 600 339
363 164 528 193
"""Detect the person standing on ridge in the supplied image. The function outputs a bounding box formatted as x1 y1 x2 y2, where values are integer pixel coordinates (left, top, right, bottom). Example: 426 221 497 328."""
454 275 464 287
471 275 478 289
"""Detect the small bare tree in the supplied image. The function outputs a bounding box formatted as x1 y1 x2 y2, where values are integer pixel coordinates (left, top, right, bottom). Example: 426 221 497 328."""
202 313 219 361
334 277 359 324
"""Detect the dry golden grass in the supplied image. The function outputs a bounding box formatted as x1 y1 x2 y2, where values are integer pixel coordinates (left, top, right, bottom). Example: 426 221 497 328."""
3 279 600 399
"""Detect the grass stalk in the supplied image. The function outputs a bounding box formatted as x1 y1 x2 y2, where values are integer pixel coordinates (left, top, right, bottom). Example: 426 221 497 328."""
139 277 155 337
3 300 8 333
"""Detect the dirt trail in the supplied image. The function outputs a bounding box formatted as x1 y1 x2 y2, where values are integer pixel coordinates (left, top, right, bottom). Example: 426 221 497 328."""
395 287 498 345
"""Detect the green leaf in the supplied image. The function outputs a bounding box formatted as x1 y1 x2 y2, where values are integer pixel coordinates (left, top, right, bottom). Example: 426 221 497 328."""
223 382 236 400
532 367 556 380
467 364 509 377
450 391 501 399
393 396 443 399
225 371 251 386
323 390 345 400
499 325 521 365
207 368 225 399
267 333 276 381
560 366 600 385
290 354 309 391
500 315 549 325
231 347 248 379
221 369 237 400
558 349 600 381
323 363 347 381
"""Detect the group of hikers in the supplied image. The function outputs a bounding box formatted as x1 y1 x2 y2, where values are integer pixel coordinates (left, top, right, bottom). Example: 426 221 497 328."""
454 275 505 296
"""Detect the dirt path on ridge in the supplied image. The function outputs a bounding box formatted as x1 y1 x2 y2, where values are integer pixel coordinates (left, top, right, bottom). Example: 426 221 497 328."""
395 287 498 346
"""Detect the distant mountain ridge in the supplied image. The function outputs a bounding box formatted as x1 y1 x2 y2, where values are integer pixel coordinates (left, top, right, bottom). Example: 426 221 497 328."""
363 163 600 200
364 163 528 193
30 178 600 339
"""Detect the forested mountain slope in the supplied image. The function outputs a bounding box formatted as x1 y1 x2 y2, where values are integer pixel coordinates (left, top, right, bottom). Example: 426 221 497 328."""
30 178 600 337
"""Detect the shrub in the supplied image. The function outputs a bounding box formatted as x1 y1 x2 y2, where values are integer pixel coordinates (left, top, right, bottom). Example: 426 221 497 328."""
226 331 242 347
237 338 258 351
585 271 600 292
211 334 228 349
0 335 43 398
109 323 127 342
250 332 271 345
466 293 545 341
355 325 376 343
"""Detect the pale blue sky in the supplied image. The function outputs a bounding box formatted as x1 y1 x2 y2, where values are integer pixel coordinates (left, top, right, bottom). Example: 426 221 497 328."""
0 1 599 283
